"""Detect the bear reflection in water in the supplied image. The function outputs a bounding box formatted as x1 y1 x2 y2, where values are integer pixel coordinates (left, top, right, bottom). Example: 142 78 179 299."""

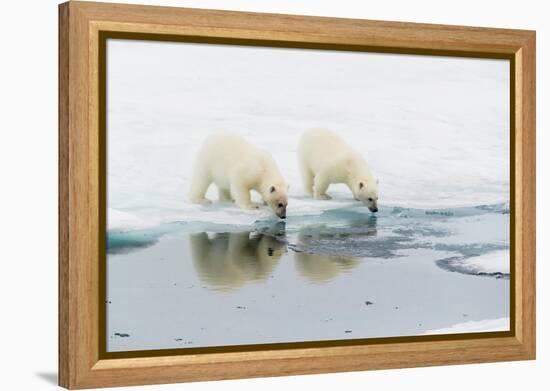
190 232 286 291
294 250 360 284
294 218 378 283
190 217 378 289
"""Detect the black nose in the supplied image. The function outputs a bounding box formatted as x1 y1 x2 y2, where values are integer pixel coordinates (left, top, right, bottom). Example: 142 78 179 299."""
372 208 378 213
281 215 286 219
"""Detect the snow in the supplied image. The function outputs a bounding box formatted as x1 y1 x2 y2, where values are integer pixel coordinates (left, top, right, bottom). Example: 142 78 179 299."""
106 39 509 231
459 251 510 275
107 208 151 232
423 317 509 334
107 194 364 232
437 250 510 276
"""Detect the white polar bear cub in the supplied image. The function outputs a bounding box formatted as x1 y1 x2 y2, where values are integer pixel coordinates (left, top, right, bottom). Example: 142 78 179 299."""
190 132 288 219
298 128 379 212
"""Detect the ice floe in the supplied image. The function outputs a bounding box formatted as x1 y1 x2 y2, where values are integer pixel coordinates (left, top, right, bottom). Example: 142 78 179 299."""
424 317 509 334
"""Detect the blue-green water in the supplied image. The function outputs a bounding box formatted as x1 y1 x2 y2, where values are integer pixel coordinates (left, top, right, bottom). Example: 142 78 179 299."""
106 203 509 352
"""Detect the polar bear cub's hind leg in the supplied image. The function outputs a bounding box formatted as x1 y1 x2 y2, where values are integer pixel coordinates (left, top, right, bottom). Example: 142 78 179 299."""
313 170 332 200
189 166 213 205
299 162 314 196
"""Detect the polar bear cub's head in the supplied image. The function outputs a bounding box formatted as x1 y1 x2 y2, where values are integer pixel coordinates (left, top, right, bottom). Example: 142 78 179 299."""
354 177 379 213
264 182 288 219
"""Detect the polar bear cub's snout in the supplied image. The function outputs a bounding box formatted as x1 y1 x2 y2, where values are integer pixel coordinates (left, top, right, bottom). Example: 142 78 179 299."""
354 179 379 212
264 186 288 219
298 128 379 212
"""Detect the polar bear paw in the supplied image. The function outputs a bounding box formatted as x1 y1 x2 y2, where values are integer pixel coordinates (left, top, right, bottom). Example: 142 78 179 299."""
314 193 332 200
191 197 212 206
236 202 260 210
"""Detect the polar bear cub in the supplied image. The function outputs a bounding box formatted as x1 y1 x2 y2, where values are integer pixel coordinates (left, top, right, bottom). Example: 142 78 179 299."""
190 132 288 219
298 128 379 212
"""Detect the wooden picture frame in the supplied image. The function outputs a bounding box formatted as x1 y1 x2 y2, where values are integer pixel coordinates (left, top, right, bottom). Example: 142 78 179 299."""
59 1 536 389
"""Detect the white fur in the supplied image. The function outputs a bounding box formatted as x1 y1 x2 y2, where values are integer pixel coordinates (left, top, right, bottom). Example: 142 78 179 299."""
190 133 288 217
298 129 379 211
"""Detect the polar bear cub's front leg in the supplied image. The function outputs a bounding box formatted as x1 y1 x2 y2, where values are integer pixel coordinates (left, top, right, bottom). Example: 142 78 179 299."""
218 187 233 202
230 181 257 210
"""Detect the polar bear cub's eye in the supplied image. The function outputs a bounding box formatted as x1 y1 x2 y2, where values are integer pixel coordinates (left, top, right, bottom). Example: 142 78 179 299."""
278 203 284 208
368 198 373 202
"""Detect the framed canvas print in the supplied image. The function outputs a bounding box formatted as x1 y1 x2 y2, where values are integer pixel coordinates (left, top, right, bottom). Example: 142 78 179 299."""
58 1 536 389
